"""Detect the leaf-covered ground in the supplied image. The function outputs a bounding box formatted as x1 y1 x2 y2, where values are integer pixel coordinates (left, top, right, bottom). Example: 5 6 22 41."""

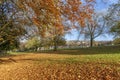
0 53 120 80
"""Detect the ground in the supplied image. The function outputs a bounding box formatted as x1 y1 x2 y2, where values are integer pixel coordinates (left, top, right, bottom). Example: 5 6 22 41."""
0 47 120 80
0 46 120 80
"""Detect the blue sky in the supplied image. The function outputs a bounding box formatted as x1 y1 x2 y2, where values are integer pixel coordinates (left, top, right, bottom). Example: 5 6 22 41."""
65 0 118 41
65 29 114 41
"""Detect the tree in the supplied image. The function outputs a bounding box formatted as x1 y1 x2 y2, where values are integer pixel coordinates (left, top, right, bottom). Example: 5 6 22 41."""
81 14 107 47
0 0 26 52
107 0 120 23
52 34 66 51
113 38 120 45
25 36 41 51
107 0 120 37
59 0 95 49
110 21 120 37
47 25 65 51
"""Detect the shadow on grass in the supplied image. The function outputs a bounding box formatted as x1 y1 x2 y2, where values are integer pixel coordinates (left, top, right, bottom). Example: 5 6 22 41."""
32 45 120 55
0 52 17 64
0 53 16 58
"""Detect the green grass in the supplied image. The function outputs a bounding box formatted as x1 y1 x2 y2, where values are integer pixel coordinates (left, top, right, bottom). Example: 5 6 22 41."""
2 45 120 64
66 53 120 63
35 47 120 64
60 45 120 54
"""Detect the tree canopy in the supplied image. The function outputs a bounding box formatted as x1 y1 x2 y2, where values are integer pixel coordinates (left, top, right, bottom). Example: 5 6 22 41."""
108 0 120 37
0 0 26 51
111 21 120 37
14 0 95 36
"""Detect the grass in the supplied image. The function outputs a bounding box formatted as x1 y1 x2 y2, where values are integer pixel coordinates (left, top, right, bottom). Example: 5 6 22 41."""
0 45 120 80
2 46 120 62
6 45 120 64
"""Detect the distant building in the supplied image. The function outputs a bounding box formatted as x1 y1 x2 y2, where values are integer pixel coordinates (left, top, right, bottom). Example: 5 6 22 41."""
66 40 112 48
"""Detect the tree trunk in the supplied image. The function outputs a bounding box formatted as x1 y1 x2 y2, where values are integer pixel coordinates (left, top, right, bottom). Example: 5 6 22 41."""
53 36 57 51
90 37 93 47
54 44 57 51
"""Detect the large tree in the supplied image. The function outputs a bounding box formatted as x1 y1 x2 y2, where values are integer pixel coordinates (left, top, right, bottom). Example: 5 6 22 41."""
81 14 107 47
0 0 27 51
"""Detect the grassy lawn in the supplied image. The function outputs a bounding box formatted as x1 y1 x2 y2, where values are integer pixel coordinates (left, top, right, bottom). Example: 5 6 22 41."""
6 45 120 64
28 45 120 64
0 46 120 80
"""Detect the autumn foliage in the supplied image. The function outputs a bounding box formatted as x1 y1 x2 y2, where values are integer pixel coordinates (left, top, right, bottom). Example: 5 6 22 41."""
16 0 60 36
16 0 95 37
60 0 95 27
0 53 119 80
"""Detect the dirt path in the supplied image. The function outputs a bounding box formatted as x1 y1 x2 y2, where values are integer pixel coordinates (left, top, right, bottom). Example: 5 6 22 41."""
0 53 119 80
